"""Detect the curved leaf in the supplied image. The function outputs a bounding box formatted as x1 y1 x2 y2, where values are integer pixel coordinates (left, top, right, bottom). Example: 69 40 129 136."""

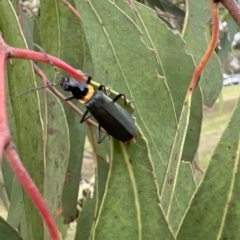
75 156 109 240
37 0 88 224
7 179 23 229
1 158 14 201
127 1 201 163
218 13 238 62
177 96 240 239
43 91 69 219
38 0 84 76
145 0 185 17
160 97 191 214
0 1 44 239
0 216 22 240
182 87 202 162
93 136 174 239
61 117 86 223
75 0 176 188
168 161 196 235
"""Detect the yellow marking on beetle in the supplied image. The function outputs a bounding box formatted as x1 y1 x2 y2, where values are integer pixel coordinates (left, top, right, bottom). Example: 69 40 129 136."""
79 84 94 104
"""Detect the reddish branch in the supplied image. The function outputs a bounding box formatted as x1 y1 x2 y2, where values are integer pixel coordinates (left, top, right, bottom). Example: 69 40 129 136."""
4 143 60 240
187 0 219 96
8 47 88 82
0 43 10 158
0 34 83 240
61 0 82 19
0 29 99 238
218 0 240 26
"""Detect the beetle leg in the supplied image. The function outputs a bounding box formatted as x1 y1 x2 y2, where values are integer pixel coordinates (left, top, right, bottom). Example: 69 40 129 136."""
97 125 108 143
112 93 135 114
98 85 107 94
98 85 112 96
98 85 134 106
112 93 128 105
80 109 92 123
65 95 75 101
84 74 92 84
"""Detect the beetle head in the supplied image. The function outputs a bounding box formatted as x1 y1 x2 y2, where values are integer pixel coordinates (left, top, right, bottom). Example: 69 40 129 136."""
60 77 89 100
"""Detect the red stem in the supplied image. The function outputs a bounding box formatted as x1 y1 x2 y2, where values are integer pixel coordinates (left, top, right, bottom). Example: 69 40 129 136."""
219 0 240 26
8 47 88 82
0 53 10 157
187 0 219 96
61 0 82 20
4 144 60 240
0 35 60 239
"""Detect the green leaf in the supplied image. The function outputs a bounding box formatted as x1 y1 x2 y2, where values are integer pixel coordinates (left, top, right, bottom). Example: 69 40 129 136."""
37 0 88 225
22 12 34 50
75 157 109 240
0 1 44 239
145 0 185 17
177 96 240 239
7 182 29 239
0 173 9 211
39 0 84 77
19 212 30 240
168 161 196 235
160 97 191 215
1 158 14 201
75 193 96 240
127 1 201 163
56 216 69 240
95 153 110 216
93 136 174 239
43 91 69 219
75 0 176 188
7 179 23 229
61 120 86 223
0 216 23 240
182 0 222 107
182 87 202 162
218 13 238 62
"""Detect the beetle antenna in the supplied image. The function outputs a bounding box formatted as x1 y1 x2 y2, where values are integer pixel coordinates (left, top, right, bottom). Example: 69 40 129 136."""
14 82 61 99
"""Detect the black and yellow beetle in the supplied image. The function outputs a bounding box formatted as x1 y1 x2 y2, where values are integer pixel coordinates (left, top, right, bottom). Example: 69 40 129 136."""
59 77 137 144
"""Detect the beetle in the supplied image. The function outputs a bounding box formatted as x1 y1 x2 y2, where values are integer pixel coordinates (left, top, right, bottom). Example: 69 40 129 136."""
59 77 137 144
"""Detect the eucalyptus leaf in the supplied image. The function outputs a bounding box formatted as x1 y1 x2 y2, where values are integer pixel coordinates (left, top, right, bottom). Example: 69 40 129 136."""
177 96 240 239
0 216 23 240
0 1 44 239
